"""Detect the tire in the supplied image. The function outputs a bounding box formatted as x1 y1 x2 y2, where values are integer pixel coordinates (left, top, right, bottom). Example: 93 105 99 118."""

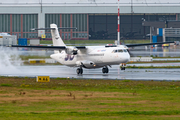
102 67 109 73
121 67 125 70
80 68 83 74
105 68 109 73
76 68 80 74
102 68 106 73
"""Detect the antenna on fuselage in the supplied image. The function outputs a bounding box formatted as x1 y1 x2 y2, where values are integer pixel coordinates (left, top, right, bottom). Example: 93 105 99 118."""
117 0 120 45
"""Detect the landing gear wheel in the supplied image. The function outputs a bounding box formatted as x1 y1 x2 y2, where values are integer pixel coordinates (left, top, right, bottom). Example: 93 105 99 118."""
106 67 109 73
102 67 109 73
80 68 83 74
77 68 83 75
102 68 106 73
121 67 125 70
76 68 80 74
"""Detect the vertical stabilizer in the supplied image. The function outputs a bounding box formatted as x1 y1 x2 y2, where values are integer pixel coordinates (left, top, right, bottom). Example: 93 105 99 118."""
50 24 66 47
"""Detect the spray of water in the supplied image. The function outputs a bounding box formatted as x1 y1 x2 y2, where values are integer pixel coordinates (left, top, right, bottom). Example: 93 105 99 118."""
0 46 69 77
0 46 22 74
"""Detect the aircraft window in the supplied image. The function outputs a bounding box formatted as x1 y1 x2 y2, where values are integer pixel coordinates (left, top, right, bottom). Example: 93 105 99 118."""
123 49 127 52
112 50 118 53
118 49 123 53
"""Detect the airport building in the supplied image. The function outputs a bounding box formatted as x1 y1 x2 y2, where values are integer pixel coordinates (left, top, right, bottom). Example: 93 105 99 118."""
0 0 180 40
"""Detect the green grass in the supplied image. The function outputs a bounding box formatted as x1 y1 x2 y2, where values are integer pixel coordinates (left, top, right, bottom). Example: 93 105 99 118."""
1 77 180 119
0 84 12 87
127 65 180 69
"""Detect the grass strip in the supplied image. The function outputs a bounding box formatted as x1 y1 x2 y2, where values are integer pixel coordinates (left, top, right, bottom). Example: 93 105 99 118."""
1 77 180 119
0 110 180 116
127 66 180 69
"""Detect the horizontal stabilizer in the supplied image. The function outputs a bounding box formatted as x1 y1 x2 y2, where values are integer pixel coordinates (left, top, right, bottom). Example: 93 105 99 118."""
31 28 55 31
58 27 77 30
31 27 77 31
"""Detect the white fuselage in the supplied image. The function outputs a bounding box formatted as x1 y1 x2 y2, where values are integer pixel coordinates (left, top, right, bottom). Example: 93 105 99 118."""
50 45 130 69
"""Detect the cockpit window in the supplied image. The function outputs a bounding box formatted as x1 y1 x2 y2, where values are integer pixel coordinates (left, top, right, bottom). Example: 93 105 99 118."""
123 49 127 52
112 50 117 53
118 49 123 52
112 49 125 53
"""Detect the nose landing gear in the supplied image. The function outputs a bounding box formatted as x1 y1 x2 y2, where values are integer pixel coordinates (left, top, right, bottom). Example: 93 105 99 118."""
120 63 126 70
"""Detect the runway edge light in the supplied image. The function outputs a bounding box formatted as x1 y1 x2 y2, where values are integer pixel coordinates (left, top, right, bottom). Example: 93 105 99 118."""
36 76 50 82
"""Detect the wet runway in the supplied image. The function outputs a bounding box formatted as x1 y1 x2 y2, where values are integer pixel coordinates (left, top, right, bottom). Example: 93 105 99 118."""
1 65 180 81
1 46 180 81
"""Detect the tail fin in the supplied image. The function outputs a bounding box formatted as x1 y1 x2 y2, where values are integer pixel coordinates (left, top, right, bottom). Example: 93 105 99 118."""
31 23 76 49
50 24 66 47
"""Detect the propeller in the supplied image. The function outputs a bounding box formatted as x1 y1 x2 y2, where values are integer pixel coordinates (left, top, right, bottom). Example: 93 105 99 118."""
66 47 78 55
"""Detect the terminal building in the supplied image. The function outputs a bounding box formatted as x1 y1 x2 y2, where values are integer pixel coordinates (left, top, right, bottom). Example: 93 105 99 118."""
0 0 180 40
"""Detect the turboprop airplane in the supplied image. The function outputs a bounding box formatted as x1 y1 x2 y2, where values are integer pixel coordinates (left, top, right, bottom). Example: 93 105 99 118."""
11 24 174 74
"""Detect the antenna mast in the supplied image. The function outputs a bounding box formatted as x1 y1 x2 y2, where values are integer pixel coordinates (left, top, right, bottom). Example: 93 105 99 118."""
117 0 120 45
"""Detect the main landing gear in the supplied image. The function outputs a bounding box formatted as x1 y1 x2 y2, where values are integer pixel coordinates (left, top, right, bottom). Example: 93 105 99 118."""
102 66 109 74
76 66 109 75
76 67 83 75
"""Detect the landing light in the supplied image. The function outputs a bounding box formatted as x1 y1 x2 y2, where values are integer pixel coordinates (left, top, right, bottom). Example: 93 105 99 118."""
94 64 96 67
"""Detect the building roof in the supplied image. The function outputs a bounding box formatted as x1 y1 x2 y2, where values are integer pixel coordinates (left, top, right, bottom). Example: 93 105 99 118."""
0 0 180 14
1 0 180 6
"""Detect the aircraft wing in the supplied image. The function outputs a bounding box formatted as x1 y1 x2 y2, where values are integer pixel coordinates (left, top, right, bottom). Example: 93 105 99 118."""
76 46 86 49
10 45 86 50
126 41 174 47
11 45 66 50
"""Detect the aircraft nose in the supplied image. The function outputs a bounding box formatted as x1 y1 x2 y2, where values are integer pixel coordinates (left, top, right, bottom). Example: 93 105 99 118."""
122 53 130 63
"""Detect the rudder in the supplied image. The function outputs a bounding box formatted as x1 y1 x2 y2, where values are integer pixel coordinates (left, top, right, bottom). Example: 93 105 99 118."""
50 24 66 47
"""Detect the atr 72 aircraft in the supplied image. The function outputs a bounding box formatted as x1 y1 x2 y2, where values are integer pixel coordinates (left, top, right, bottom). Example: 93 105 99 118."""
12 24 173 74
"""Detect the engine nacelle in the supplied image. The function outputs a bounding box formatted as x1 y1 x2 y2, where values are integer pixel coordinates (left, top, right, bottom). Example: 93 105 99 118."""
66 47 78 55
76 60 95 68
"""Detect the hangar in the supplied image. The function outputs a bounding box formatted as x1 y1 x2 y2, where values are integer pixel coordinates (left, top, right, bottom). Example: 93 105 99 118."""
0 0 180 40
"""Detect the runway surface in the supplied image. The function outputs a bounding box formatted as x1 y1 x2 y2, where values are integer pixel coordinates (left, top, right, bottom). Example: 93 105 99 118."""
1 65 180 81
1 46 180 81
